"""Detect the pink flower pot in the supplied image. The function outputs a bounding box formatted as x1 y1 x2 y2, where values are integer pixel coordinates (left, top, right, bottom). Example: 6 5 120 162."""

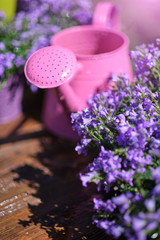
0 75 24 124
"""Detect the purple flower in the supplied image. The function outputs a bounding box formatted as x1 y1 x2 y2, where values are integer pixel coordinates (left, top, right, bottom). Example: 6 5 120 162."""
153 184 160 196
72 9 92 24
113 194 129 213
110 225 123 238
0 42 5 50
12 40 20 47
80 172 95 187
75 138 91 155
132 217 146 232
104 199 117 212
14 56 25 67
119 169 135 186
151 167 160 184
145 198 155 212
93 198 103 211
0 11 5 20
4 52 15 69
146 221 158 231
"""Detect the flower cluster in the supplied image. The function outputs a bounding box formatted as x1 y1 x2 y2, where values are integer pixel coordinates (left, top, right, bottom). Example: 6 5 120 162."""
18 0 92 24
17 0 92 58
93 167 160 240
0 0 92 88
71 41 160 240
130 39 160 91
0 13 27 88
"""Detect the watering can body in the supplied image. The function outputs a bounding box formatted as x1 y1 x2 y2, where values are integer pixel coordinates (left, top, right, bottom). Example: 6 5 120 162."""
42 37 133 139
24 2 133 140
42 4 133 140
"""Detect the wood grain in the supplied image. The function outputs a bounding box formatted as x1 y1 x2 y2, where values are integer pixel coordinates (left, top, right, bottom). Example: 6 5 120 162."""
0 90 107 240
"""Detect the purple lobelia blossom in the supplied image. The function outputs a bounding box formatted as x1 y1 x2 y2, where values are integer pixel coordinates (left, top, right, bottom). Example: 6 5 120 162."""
0 42 5 50
71 40 160 239
130 42 160 91
0 11 5 21
18 0 92 25
14 56 25 67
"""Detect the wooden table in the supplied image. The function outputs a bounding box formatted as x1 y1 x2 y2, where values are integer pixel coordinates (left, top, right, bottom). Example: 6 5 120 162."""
0 89 107 240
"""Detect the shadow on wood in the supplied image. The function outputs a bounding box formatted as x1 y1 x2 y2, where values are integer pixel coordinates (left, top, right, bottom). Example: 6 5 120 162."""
12 135 106 240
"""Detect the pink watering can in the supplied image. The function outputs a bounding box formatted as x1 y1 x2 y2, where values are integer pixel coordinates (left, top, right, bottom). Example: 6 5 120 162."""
24 2 133 140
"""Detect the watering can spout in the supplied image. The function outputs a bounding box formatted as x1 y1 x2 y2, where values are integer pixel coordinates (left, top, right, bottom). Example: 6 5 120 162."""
57 82 85 113
57 62 85 112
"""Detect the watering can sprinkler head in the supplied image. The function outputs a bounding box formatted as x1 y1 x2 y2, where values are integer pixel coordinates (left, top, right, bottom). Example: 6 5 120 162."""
24 46 78 89
24 45 85 112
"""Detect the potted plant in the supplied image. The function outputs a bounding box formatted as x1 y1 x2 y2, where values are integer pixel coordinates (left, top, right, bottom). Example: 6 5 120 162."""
0 0 93 124
71 40 160 240
0 11 28 124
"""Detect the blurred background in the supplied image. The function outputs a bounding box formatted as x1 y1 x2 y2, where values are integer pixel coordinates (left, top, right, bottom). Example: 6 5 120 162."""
93 0 160 49
1 0 160 49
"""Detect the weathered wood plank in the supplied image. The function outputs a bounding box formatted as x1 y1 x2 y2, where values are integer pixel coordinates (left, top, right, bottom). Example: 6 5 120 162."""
0 108 107 239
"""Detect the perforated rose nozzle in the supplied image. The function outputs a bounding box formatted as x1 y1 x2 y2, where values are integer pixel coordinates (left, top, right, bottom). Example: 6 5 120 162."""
24 46 77 89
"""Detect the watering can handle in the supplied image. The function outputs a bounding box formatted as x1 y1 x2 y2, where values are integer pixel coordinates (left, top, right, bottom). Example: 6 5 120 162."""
92 2 120 30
